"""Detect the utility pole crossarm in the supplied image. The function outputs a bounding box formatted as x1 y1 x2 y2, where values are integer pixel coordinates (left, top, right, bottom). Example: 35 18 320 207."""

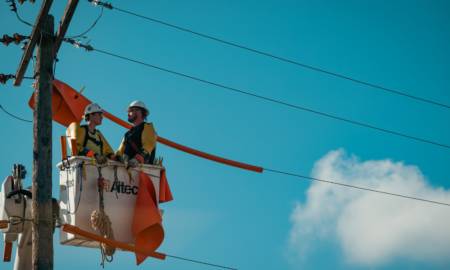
54 0 80 59
13 0 54 87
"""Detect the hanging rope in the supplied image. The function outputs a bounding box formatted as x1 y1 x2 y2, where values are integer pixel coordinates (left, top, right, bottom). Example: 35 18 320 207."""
91 166 115 267
124 160 134 184
112 165 119 199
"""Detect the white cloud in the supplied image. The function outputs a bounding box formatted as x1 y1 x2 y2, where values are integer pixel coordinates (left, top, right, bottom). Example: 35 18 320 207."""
288 149 450 267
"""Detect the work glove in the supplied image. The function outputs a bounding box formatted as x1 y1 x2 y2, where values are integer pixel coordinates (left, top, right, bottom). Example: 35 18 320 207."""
113 155 124 163
127 158 141 168
95 154 107 165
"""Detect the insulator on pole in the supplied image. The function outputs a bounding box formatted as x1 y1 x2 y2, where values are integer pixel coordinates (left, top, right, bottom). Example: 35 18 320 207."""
13 33 26 45
18 0 35 4
0 74 14 85
3 35 13 46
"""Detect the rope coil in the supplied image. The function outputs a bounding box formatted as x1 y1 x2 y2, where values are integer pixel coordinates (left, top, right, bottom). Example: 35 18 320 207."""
91 208 115 265
91 166 116 267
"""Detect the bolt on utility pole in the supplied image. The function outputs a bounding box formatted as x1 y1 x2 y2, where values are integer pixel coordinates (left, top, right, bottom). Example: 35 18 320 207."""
32 14 54 270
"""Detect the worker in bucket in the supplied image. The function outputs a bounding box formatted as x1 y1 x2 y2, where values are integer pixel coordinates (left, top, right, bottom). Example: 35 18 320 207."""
66 103 124 164
115 101 157 167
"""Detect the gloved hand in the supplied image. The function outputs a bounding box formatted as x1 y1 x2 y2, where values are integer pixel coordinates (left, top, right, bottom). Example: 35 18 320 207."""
113 155 124 163
127 158 141 168
95 154 107 165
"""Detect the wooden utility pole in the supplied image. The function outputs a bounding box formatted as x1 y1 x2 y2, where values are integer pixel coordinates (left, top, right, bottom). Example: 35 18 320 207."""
32 14 55 270
11 1 79 269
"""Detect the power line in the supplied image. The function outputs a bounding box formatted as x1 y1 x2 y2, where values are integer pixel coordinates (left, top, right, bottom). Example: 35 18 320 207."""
8 0 102 41
99 2 450 109
4 94 447 209
264 169 450 207
91 47 450 150
166 255 237 270
0 104 33 122
6 103 446 209
66 6 104 39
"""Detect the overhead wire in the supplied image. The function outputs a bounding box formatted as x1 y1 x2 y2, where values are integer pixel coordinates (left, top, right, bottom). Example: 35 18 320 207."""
102 2 450 109
9 1 449 150
92 47 450 150
0 104 32 122
8 0 103 41
264 169 450 207
60 163 235 269
6 1 447 267
6 103 449 208
66 6 104 39
166 255 237 270
6 0 450 207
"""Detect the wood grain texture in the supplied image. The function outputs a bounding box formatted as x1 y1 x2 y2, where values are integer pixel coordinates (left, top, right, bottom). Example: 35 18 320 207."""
54 0 80 58
32 14 54 270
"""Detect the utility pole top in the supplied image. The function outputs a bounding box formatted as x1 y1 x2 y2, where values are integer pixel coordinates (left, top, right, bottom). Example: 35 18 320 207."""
54 0 80 59
13 0 80 86
13 0 53 87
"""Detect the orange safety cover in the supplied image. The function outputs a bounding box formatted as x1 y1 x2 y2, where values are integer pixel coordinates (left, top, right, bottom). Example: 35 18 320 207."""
3 242 12 262
29 79 91 126
70 139 78 156
159 167 173 203
62 224 166 260
102 111 263 172
132 172 165 265
29 79 263 171
60 136 68 159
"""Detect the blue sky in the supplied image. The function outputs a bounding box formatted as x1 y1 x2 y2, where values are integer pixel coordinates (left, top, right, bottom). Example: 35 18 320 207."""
1 1 450 269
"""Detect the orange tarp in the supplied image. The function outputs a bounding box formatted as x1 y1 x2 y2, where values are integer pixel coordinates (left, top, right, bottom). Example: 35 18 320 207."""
28 79 263 173
132 172 165 265
62 224 166 260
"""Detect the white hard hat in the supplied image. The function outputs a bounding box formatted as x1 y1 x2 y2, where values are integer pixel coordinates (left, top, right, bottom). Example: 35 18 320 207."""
127 101 149 116
82 103 103 118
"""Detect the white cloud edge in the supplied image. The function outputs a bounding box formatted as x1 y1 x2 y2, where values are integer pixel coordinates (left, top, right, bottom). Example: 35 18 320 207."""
287 148 450 267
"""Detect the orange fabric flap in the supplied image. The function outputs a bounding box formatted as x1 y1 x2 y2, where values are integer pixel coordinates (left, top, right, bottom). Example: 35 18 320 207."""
3 242 12 262
29 79 91 127
132 172 165 265
159 167 173 203
28 79 263 173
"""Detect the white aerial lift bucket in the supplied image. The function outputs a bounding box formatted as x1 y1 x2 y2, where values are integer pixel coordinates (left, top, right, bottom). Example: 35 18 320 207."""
58 156 164 250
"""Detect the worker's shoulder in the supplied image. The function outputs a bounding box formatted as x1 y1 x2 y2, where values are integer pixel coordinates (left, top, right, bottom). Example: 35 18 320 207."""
67 122 86 131
143 122 155 130
68 122 80 128
66 122 86 137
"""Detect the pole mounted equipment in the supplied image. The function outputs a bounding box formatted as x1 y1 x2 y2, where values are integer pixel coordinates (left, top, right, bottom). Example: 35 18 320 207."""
13 0 55 86
0 74 15 85
6 0 18 12
64 38 93 51
2 35 13 46
13 33 28 44
1 33 29 46
88 0 112 9
18 0 36 4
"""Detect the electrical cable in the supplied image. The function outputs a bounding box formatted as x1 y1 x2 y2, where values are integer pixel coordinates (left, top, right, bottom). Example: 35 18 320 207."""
165 255 237 270
8 0 102 41
91 48 450 150
0 104 32 122
264 168 450 207
105 3 450 109
61 161 236 269
7 0 33 27
66 6 104 39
